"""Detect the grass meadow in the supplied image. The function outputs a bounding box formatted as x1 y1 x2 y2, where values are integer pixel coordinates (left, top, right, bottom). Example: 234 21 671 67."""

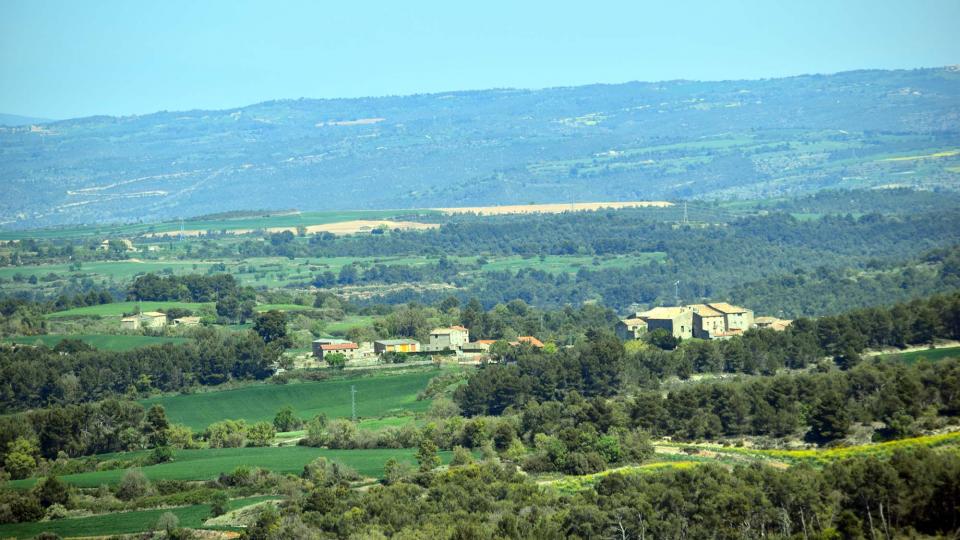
3 334 189 351
45 301 213 319
9 446 448 489
140 369 442 429
0 495 276 538
882 346 960 364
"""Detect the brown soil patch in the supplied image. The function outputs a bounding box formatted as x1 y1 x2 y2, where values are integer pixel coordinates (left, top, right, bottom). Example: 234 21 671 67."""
143 220 438 238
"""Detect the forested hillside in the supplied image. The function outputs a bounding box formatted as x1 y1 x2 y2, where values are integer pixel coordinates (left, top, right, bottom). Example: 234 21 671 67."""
2 68 959 228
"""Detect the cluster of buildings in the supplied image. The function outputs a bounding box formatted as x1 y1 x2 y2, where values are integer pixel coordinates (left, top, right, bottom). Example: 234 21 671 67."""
120 311 200 330
312 325 544 364
616 302 791 341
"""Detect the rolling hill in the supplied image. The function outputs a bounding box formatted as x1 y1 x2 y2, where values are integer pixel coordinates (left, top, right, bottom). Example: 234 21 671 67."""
1 67 959 229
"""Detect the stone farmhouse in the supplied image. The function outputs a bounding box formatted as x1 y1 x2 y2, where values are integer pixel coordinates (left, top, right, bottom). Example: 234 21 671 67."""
312 339 369 361
120 311 167 330
425 325 470 351
616 302 757 341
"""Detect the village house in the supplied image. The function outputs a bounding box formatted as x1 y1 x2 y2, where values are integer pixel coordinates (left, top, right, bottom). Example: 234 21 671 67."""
754 316 793 331
637 306 694 339
708 302 754 333
426 326 470 351
120 311 168 330
690 304 728 339
374 339 420 355
615 317 648 340
312 339 363 361
619 302 757 341
515 336 545 348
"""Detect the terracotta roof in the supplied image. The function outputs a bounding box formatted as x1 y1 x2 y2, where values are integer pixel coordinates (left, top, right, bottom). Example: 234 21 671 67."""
689 304 723 317
619 318 647 326
475 339 498 345
771 320 793 331
320 342 359 351
140 311 166 318
515 336 545 347
707 302 750 314
432 326 469 334
754 316 778 324
638 306 687 320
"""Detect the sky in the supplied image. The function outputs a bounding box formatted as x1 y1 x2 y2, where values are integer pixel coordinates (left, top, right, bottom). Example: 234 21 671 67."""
1 0 958 119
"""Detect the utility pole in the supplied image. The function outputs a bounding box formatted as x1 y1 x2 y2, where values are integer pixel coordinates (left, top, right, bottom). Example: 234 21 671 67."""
179 218 184 242
351 385 357 423
683 202 688 225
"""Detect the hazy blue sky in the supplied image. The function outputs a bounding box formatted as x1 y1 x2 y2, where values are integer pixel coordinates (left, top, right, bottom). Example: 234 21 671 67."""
2 0 958 119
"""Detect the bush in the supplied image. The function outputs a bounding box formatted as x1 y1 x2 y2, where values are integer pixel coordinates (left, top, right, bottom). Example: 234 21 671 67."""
34 476 69 508
210 491 230 518
326 419 358 449
149 446 174 464
450 446 474 467
0 493 43 524
116 469 153 501
156 511 179 533
45 503 69 520
562 451 607 475
247 422 276 447
273 406 302 432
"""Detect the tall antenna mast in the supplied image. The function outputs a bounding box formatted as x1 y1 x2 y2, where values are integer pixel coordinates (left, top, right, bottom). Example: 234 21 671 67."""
351 385 357 423
179 218 184 242
674 280 681 306
683 202 688 225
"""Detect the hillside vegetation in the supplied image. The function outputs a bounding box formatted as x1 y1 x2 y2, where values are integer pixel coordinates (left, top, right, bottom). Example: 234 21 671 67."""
2 68 959 228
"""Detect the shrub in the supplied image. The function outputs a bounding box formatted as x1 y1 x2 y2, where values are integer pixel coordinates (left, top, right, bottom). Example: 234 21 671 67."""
156 511 179 533
34 476 70 508
247 422 277 447
149 446 174 464
450 446 474 467
209 491 230 518
116 469 153 501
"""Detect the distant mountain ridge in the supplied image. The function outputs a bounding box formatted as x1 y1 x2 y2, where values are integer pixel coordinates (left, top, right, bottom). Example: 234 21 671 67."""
0 113 54 126
1 67 959 229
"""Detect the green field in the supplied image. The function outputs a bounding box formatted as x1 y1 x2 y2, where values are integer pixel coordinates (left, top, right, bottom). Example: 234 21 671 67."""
253 303 315 313
0 259 216 282
141 369 442 429
4 334 189 351
882 346 960 364
45 301 212 319
0 209 444 241
323 315 376 335
9 446 446 489
0 495 275 539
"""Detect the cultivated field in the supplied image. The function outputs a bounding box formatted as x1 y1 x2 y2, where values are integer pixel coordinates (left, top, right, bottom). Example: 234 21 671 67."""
44 301 212 319
144 219 440 238
9 446 449 489
141 369 443 429
4 334 189 351
0 495 276 539
882 345 960 364
0 209 443 241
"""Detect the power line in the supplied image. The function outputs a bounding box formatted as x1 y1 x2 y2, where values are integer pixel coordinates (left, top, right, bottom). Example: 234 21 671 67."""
351 385 357 423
